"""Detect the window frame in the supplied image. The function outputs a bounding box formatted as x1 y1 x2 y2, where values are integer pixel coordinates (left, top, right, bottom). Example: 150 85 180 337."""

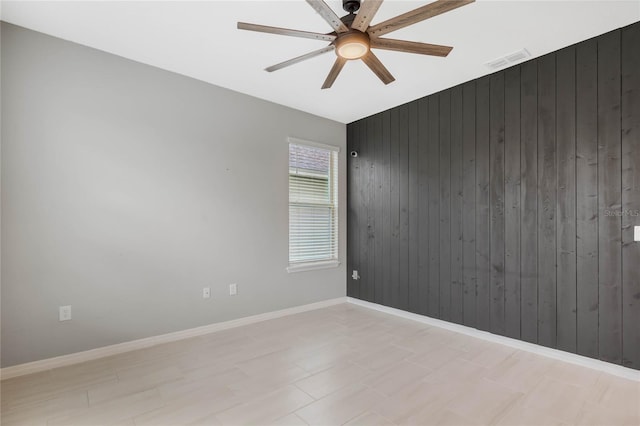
286 137 340 273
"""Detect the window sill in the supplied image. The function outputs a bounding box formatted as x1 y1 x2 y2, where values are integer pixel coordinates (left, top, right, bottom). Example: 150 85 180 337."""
286 260 341 273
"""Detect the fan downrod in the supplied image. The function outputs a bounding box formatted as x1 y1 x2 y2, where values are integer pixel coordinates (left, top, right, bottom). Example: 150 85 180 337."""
342 0 360 13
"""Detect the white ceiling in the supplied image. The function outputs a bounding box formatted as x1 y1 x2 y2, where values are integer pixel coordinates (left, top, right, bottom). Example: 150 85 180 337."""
2 1 639 123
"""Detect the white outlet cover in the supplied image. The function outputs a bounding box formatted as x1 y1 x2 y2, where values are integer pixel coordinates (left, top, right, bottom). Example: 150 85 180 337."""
59 305 72 321
229 283 237 296
635 226 640 242
203 287 210 299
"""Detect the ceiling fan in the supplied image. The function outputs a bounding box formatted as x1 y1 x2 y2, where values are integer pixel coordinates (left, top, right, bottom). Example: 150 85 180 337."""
237 0 475 89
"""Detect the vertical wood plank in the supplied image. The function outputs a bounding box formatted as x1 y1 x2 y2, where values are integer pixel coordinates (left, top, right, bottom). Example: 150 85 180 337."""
389 108 400 309
347 122 357 297
598 30 623 364
366 117 377 302
490 72 506 336
440 91 452 321
357 119 369 300
381 110 392 307
575 39 599 358
418 98 430 316
537 54 557 348
621 23 640 369
520 60 539 343
398 104 410 311
476 76 491 332
504 66 522 339
408 101 420 313
462 82 477 327
556 47 578 353
450 86 464 325
428 96 441 317
372 113 384 304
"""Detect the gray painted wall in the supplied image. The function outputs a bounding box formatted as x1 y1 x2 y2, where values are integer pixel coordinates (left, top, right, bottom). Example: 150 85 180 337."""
1 23 346 368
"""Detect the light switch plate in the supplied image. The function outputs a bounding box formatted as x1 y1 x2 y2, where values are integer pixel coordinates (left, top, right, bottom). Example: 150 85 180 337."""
635 226 640 242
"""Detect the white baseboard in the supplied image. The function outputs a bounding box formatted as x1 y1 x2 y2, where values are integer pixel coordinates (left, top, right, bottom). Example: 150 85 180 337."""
4 296 637 382
0 297 347 380
347 297 640 382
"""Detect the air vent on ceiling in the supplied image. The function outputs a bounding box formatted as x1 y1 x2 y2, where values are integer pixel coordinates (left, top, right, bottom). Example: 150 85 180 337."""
485 48 531 71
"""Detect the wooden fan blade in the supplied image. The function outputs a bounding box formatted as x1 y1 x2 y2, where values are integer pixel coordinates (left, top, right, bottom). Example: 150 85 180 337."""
305 0 349 33
351 0 384 32
361 51 395 85
322 57 347 89
370 38 453 57
368 0 474 37
237 22 336 42
266 46 335 72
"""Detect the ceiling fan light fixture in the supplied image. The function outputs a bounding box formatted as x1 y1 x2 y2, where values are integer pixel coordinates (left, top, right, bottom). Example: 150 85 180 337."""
238 0 475 88
335 31 369 60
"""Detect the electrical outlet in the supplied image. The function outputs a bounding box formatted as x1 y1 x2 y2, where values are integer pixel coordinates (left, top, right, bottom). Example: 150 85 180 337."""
635 226 640 242
59 305 72 321
203 287 211 299
352 270 360 280
229 283 237 296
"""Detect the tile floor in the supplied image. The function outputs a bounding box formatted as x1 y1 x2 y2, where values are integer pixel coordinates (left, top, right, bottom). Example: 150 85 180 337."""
1 303 638 425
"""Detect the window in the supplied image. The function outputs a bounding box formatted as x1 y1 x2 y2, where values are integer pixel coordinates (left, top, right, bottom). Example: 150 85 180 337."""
288 139 339 272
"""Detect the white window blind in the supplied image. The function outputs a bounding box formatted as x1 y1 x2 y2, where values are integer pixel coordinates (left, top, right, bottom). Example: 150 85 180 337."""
289 142 339 266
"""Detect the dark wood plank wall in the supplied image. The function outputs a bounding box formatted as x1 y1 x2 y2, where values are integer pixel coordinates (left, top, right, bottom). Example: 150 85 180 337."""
346 23 640 369
489 72 506 336
461 82 476 328
621 22 640 369
450 86 464 325
556 47 577 354
597 30 622 364
504 67 521 340
519 60 538 344
417 99 430 315
537 54 557 349
427 97 440 317
475 77 491 332
575 39 599 358
440 91 452 321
